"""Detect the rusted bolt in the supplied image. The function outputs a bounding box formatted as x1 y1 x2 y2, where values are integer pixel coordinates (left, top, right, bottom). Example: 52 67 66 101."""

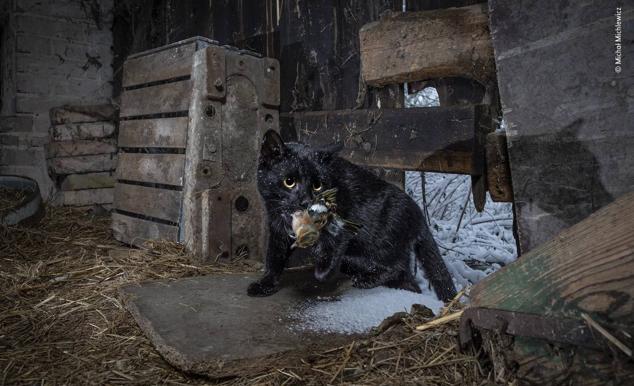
214 78 224 91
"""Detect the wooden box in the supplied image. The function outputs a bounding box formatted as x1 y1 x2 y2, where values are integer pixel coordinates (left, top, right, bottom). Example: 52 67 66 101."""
112 37 280 262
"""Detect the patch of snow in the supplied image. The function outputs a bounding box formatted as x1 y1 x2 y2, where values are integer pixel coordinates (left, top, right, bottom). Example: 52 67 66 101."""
404 87 518 290
405 170 518 290
291 270 443 335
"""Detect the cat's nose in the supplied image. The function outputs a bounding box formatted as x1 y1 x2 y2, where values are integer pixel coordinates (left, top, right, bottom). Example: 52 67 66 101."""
300 198 312 208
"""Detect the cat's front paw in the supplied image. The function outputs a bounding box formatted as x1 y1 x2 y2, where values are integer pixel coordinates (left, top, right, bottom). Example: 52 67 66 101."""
247 280 279 297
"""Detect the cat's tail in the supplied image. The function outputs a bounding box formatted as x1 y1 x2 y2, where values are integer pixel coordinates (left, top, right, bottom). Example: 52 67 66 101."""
414 228 457 302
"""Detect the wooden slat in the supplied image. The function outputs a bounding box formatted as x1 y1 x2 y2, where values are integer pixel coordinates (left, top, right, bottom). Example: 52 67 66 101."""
116 153 185 186
123 42 196 87
359 4 495 87
51 122 115 141
485 132 513 202
47 139 116 157
120 80 191 118
49 154 117 174
118 117 188 148
470 191 634 326
61 173 114 191
112 212 179 246
114 183 182 223
285 106 481 174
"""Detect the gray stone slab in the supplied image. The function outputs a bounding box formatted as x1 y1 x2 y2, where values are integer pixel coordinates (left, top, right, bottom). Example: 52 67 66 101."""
120 269 357 379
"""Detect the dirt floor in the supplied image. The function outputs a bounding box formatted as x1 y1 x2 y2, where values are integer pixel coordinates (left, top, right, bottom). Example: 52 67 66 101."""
0 207 489 385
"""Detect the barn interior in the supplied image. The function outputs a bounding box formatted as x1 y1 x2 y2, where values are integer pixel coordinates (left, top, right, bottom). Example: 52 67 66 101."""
1 0 633 384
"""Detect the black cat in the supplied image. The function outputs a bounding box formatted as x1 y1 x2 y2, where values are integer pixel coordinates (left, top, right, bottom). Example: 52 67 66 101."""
247 130 457 302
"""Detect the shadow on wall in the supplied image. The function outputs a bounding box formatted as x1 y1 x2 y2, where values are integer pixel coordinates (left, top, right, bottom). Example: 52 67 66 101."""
512 118 614 249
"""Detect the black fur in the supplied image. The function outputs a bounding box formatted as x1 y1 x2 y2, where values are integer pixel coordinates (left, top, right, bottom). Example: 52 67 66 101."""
247 130 457 301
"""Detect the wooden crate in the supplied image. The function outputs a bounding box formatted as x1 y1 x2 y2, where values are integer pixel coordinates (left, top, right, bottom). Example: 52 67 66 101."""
113 37 280 263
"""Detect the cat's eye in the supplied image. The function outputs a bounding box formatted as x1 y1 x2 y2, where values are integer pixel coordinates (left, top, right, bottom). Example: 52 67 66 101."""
312 181 322 191
283 176 296 189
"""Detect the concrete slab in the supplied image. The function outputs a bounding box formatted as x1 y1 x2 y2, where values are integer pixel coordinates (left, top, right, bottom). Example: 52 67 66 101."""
120 269 358 379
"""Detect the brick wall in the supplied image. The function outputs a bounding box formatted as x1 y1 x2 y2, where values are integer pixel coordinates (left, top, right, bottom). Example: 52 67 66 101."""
0 0 113 200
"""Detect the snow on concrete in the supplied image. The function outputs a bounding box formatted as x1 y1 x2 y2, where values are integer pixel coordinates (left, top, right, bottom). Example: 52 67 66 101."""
291 270 444 335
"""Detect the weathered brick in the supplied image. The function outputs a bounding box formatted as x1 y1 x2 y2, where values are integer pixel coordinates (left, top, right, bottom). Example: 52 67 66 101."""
51 121 115 140
49 39 111 64
48 153 117 174
60 172 115 191
0 134 20 146
0 115 34 132
54 78 106 97
17 55 103 80
15 14 90 44
17 0 90 20
17 94 111 115
16 73 49 94
46 139 116 157
51 105 116 125
0 133 48 147
0 145 46 166
16 0 114 24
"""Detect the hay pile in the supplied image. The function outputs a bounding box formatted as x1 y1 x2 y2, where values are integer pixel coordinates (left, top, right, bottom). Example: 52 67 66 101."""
0 207 489 385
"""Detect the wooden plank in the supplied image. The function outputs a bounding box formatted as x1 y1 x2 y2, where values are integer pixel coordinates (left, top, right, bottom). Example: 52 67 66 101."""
123 42 196 87
116 153 185 186
468 191 634 384
286 106 481 174
114 183 182 223
51 122 116 141
60 173 115 191
359 4 495 87
46 139 116 157
112 212 179 246
118 117 188 148
50 104 116 124
489 0 634 253
120 80 191 118
49 154 117 174
278 0 401 112
485 132 513 202
470 191 634 325
61 188 114 206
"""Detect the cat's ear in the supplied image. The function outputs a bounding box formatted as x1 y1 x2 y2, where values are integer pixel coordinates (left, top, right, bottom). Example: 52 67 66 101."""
260 130 286 161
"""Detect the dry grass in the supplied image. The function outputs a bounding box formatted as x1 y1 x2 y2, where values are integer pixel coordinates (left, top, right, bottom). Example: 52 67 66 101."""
0 187 29 213
0 207 489 385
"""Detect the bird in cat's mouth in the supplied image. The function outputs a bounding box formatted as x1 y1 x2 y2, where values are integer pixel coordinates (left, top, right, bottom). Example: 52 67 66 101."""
289 188 361 249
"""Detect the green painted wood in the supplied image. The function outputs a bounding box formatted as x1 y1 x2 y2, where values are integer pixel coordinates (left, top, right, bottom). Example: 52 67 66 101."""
470 191 634 326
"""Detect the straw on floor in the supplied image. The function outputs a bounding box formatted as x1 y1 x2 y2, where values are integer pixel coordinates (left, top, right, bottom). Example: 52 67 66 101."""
0 206 488 385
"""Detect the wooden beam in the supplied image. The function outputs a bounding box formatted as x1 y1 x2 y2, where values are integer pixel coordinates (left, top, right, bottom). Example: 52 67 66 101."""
467 191 634 384
284 106 488 175
470 191 634 326
359 4 495 87
485 132 513 202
